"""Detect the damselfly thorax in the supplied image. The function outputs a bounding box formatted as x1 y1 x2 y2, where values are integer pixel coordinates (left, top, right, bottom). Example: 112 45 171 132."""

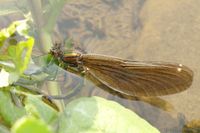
50 43 193 97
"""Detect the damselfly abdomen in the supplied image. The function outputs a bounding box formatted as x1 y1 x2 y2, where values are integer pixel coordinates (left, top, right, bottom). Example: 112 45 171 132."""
50 44 193 97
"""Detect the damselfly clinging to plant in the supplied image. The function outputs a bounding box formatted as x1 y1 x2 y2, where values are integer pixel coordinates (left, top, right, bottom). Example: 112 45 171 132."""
50 43 193 97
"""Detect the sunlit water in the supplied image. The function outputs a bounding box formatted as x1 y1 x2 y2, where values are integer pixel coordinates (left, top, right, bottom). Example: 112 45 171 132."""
55 1 200 132
1 0 200 132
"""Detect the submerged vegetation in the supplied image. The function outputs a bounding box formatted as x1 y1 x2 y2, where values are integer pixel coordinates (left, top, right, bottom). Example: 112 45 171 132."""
1 0 197 133
0 1 161 132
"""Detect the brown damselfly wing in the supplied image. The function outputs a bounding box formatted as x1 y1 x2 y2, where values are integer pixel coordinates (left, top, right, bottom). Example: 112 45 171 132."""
80 54 193 97
50 43 193 97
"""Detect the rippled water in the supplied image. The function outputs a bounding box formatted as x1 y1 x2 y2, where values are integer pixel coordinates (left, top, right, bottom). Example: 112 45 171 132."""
54 1 200 132
1 0 200 132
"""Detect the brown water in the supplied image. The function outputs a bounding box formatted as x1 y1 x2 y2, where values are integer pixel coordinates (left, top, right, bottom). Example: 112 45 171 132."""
55 0 200 132
1 0 200 132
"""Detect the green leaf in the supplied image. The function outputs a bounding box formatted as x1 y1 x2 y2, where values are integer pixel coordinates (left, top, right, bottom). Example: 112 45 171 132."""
0 89 26 126
11 116 53 133
58 96 160 133
12 38 34 74
0 20 34 85
24 94 58 124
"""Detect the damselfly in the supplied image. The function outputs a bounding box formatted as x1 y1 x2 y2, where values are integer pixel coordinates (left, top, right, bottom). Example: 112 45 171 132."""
50 43 193 97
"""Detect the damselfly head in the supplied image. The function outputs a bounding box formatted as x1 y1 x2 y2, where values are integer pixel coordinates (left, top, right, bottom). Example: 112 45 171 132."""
50 43 63 58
